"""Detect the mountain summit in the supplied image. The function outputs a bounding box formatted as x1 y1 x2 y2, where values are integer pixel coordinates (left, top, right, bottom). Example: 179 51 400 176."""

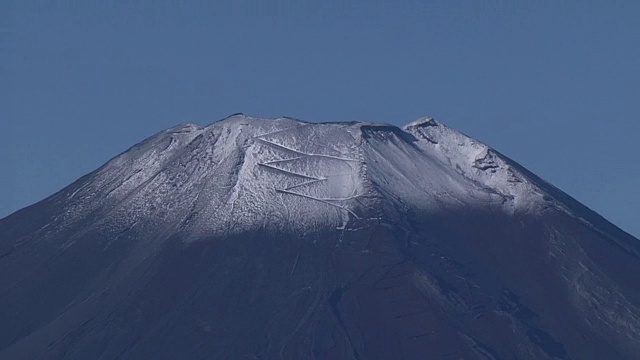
1 115 639 359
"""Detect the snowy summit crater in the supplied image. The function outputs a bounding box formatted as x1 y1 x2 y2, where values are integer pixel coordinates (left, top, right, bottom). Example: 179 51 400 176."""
53 114 548 239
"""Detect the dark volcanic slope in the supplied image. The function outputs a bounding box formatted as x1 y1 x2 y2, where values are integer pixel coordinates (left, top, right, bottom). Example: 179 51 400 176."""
1 115 639 359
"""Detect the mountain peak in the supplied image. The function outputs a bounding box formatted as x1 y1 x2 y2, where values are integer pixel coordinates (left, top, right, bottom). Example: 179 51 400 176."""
27 115 554 240
1 114 639 359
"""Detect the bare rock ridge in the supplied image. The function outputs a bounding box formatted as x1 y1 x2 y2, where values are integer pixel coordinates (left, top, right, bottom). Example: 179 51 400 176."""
1 114 639 359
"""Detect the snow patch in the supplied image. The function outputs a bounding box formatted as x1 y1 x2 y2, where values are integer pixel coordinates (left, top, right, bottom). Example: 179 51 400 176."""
44 115 558 242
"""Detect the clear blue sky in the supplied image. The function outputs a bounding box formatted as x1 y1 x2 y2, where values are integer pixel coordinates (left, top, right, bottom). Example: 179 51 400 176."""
2 1 639 238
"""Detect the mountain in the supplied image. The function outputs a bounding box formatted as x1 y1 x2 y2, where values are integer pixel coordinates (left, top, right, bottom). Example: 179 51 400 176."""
1 114 639 359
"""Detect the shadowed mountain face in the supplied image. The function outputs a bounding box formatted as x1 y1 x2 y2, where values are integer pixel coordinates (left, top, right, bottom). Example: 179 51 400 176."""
1 115 639 359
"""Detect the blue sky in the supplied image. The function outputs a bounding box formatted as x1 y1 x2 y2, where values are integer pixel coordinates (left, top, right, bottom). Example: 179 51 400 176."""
2 1 639 238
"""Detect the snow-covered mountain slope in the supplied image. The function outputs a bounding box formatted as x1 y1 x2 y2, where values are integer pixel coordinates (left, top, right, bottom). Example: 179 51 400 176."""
3 115 543 240
1 114 639 359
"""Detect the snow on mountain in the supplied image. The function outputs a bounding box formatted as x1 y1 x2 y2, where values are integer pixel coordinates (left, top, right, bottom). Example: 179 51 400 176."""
1 114 639 359
33 114 552 241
